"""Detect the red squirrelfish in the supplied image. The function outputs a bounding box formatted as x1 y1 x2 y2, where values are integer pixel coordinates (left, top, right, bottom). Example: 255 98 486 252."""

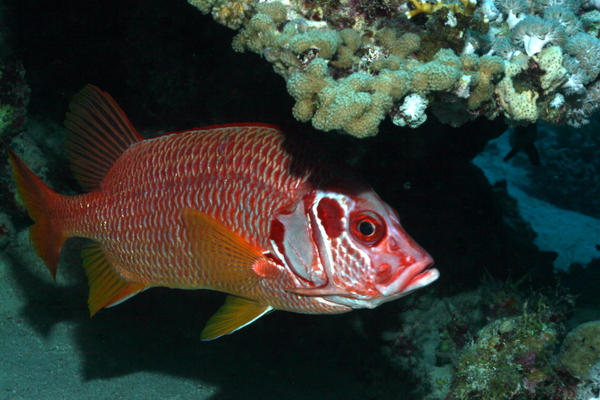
7 85 439 340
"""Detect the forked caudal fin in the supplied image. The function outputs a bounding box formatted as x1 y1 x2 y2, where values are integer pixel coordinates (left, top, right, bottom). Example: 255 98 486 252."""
5 84 143 279
5 144 65 278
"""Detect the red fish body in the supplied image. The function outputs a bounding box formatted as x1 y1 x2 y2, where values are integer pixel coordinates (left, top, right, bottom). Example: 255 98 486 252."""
8 85 439 339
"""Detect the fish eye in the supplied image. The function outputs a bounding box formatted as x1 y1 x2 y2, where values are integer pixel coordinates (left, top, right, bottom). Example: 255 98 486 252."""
358 220 375 236
350 212 385 245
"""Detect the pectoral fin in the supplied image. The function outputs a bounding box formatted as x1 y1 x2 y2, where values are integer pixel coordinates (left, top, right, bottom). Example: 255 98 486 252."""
181 208 279 288
201 295 272 340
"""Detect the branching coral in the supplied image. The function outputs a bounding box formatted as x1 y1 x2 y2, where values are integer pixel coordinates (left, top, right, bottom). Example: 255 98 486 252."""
410 49 463 93
189 0 600 135
211 0 256 29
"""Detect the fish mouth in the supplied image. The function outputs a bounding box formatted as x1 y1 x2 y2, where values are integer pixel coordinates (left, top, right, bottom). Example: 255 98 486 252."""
375 256 439 297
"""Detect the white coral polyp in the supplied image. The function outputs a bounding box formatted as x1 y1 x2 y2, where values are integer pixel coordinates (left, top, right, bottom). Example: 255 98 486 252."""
392 94 428 128
562 74 586 94
522 35 552 56
506 10 524 29
512 16 566 56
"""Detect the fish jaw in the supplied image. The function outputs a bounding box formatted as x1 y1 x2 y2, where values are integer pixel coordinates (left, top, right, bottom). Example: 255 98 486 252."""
322 255 438 309
370 218 438 297
374 256 438 297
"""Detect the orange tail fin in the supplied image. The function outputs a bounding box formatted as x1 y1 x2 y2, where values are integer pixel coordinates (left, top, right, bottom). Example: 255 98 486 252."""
5 145 65 279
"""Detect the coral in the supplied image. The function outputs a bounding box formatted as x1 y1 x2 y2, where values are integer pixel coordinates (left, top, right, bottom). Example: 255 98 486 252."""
492 37 520 60
563 81 600 126
289 29 342 60
375 29 421 59
534 46 567 92
581 10 600 36
496 77 540 123
381 282 576 400
330 28 362 68
391 93 428 128
311 74 375 132
446 302 569 400
410 49 462 93
405 0 477 19
232 13 288 53
287 57 335 121
512 16 567 56
264 48 302 78
211 0 256 29
497 0 529 28
559 320 600 379
577 361 600 400
255 1 287 23
287 54 414 136
188 0 216 14
544 6 583 35
190 0 600 134
338 28 362 53
373 68 412 100
309 71 401 136
405 0 445 19
533 0 581 13
467 54 505 110
564 32 600 84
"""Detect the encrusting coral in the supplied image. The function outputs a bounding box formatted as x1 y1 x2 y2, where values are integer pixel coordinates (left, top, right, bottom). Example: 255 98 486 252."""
187 0 600 136
559 320 600 380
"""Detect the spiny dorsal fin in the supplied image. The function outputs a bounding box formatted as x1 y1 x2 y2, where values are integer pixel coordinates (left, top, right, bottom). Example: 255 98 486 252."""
181 208 279 288
64 85 143 192
82 241 147 315
201 295 272 340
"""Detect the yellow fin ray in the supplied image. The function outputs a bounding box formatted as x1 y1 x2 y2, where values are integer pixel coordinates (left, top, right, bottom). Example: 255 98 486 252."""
201 295 272 340
181 208 276 288
82 241 147 315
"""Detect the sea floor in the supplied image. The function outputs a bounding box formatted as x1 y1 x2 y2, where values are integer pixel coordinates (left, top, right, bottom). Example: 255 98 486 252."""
0 222 400 400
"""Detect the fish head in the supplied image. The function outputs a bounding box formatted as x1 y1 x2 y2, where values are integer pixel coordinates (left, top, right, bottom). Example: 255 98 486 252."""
276 188 439 309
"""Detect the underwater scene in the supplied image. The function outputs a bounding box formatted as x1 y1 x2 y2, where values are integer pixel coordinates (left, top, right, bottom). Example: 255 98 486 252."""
0 0 600 399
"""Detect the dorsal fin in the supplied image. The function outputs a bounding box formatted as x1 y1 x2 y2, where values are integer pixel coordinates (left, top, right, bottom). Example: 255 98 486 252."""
64 84 143 192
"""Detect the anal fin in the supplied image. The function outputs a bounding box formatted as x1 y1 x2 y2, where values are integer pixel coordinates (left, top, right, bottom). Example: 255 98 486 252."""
82 241 147 315
201 295 272 340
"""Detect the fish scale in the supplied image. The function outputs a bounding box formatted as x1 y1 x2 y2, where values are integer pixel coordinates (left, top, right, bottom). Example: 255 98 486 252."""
7 84 439 339
80 129 303 284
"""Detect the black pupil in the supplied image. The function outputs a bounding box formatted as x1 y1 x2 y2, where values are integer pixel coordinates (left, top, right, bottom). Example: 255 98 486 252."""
358 220 375 236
